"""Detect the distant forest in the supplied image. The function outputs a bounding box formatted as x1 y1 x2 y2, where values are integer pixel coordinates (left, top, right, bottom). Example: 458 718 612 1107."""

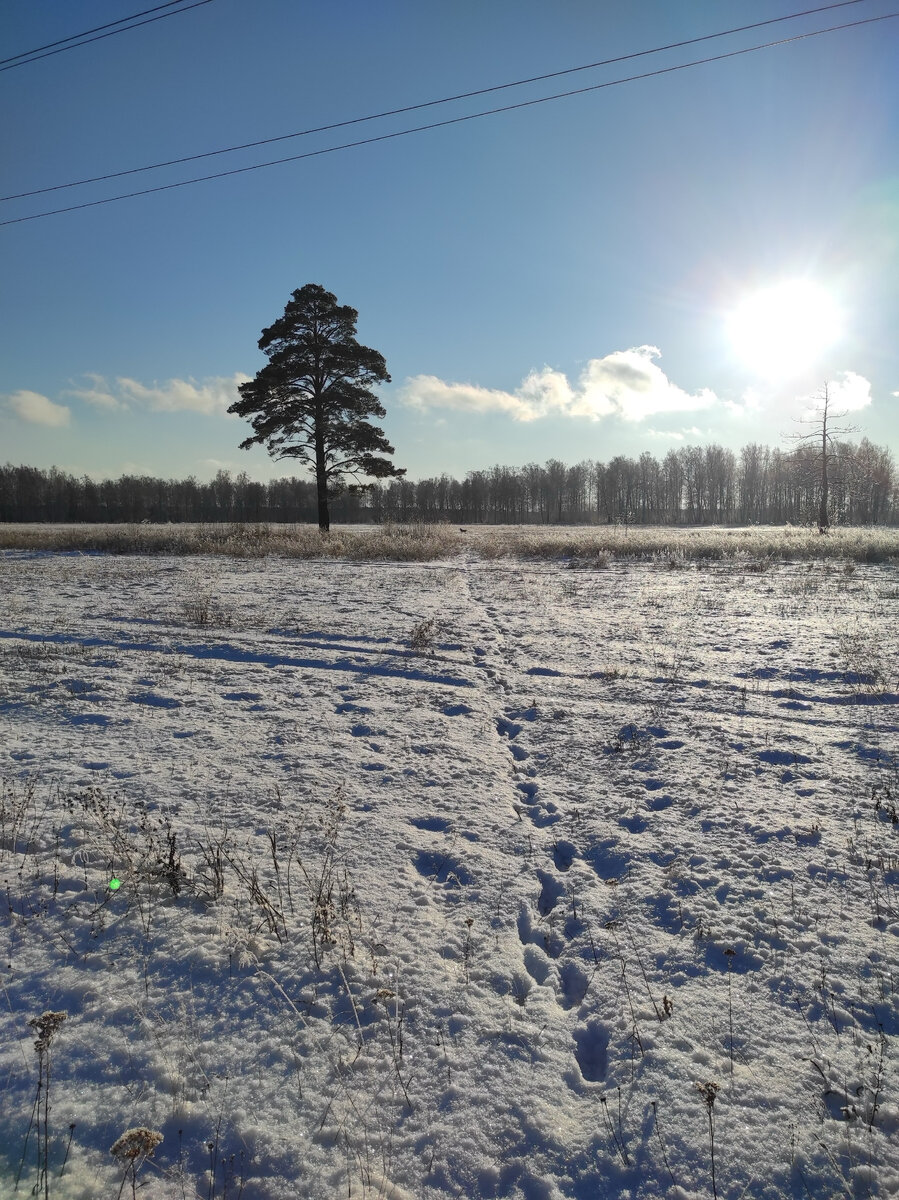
2 439 897 526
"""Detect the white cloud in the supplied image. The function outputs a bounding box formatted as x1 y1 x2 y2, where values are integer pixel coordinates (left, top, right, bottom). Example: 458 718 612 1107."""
61 372 250 415
799 372 874 419
64 373 124 411
116 373 250 414
6 390 70 427
401 347 717 423
645 428 686 440
401 374 543 421
828 371 872 413
724 387 765 416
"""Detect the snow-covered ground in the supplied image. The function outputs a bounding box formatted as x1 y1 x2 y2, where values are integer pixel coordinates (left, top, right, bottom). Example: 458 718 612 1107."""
1 548 897 1199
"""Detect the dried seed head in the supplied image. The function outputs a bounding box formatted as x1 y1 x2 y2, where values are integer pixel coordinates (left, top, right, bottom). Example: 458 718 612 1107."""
28 1010 67 1051
694 1080 719 1109
110 1127 163 1162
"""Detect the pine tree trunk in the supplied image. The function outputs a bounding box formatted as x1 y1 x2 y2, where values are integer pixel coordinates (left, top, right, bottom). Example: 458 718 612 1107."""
315 432 330 532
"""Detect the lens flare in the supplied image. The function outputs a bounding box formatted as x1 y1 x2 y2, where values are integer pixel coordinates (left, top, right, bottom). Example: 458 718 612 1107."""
727 280 842 379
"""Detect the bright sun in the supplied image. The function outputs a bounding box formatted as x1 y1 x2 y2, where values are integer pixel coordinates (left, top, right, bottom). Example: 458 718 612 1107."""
727 280 842 379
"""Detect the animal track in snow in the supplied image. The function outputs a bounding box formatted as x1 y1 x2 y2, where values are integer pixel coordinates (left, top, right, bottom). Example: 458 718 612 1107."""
645 890 682 934
647 792 674 811
552 840 575 871
536 869 565 916
517 901 564 959
413 849 472 887
522 945 552 985
128 691 181 708
572 1019 609 1082
584 840 628 881
408 816 452 832
496 716 523 740
758 747 813 766
507 706 538 723
558 961 590 1009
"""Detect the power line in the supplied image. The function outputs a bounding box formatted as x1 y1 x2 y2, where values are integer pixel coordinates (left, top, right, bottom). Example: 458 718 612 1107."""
0 0 217 73
0 0 200 66
2 11 895 228
0 0 871 202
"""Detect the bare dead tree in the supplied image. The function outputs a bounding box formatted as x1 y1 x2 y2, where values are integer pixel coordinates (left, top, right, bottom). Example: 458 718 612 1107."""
785 383 858 533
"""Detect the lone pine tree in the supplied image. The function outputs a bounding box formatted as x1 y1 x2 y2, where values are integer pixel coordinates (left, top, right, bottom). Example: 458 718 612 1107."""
229 284 405 531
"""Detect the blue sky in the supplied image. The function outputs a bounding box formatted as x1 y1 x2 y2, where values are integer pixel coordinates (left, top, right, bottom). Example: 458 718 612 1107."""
1 0 897 484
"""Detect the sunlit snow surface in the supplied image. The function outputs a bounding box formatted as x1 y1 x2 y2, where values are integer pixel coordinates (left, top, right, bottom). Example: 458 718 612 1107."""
1 549 897 1199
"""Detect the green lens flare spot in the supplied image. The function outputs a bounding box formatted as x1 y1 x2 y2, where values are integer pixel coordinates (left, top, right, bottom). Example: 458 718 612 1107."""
109 878 121 891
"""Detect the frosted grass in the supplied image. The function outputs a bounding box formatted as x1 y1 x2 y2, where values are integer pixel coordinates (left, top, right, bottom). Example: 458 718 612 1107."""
2 521 899 562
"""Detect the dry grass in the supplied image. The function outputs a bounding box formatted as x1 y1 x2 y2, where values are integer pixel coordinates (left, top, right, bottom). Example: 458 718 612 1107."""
0 521 461 561
476 523 899 563
1 521 898 563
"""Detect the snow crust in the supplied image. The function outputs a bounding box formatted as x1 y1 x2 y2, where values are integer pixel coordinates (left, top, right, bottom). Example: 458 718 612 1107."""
0 549 897 1198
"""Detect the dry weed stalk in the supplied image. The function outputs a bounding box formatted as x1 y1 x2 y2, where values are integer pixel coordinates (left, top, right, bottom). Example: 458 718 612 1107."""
600 1089 629 1166
650 1100 677 1188
695 1080 720 1199
299 789 360 968
725 948 736 1074
17 1011 68 1199
408 617 440 654
221 845 286 943
110 1127 163 1200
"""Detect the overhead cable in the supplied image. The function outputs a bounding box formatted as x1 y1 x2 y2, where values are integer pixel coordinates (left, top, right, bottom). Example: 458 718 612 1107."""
2 11 896 227
0 0 871 202
0 0 217 72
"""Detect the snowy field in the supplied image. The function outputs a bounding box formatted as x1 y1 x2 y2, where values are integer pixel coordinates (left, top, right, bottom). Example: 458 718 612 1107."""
1 546 897 1199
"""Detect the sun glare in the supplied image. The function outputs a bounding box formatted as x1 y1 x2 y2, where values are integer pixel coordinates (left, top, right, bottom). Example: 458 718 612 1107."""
727 280 842 379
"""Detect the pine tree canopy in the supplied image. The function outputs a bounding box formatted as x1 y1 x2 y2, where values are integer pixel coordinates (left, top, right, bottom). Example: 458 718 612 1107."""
228 284 405 529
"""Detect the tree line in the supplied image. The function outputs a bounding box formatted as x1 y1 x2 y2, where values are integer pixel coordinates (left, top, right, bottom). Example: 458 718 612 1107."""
2 438 896 526
6 284 894 529
366 440 899 525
